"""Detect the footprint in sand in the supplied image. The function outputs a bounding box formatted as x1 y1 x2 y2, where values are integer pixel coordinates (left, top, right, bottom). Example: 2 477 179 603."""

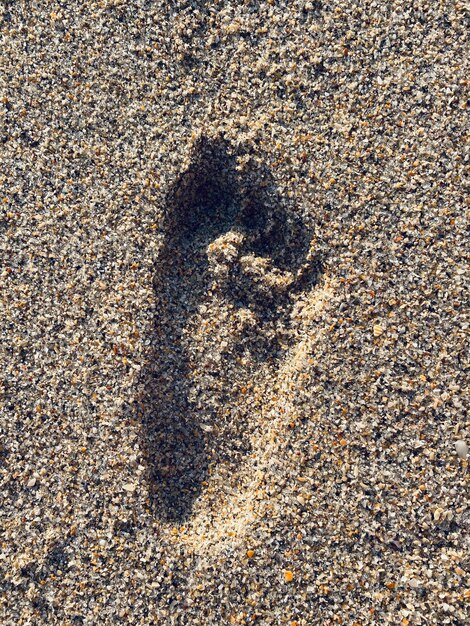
139 136 321 523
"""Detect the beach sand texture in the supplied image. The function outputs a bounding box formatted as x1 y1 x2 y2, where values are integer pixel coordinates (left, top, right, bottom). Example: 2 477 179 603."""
1 1 468 624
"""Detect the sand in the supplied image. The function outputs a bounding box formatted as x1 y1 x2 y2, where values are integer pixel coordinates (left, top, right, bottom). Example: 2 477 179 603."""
1 1 468 624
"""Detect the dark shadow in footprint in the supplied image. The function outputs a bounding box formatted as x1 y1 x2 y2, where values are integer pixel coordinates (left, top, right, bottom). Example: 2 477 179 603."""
138 136 321 523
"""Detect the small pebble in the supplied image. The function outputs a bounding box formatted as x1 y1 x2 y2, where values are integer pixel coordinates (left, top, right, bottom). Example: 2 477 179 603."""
455 440 468 460
284 570 294 583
